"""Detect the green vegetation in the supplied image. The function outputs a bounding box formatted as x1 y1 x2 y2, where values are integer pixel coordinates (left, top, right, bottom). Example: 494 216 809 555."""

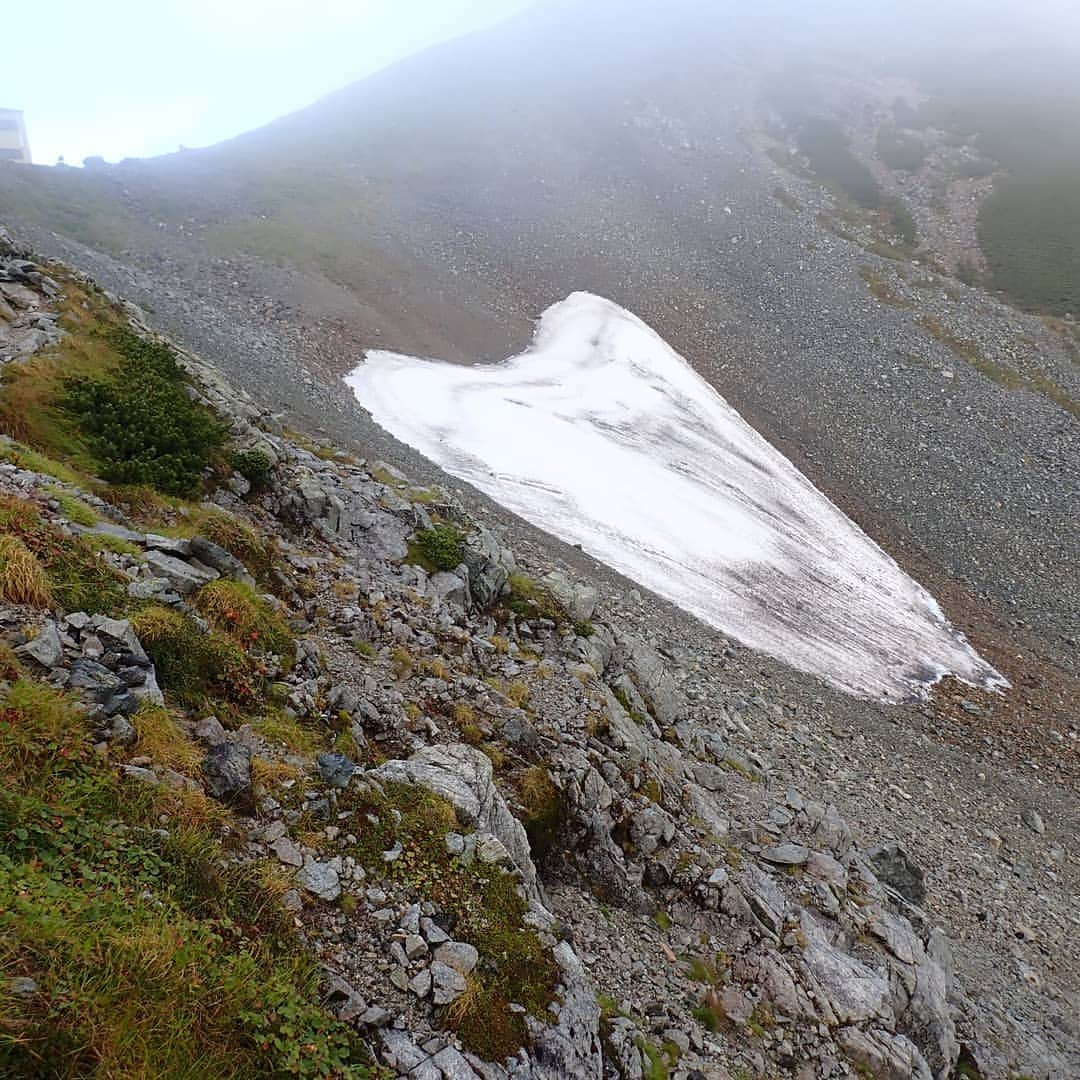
406 525 465 573
0 495 127 614
338 781 559 1061
61 327 227 496
505 573 566 623
0 535 52 608
45 485 97 526
0 678 375 1078
199 511 280 584
0 441 81 485
132 605 267 715
230 448 276 492
195 580 294 659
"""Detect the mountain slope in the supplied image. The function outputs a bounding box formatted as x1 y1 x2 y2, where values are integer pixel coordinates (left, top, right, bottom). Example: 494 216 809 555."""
0 4 1075 712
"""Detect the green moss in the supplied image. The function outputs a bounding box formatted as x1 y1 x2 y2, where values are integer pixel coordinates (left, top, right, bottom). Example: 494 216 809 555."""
45 485 98 526
89 532 142 557
653 910 672 932
406 525 465 573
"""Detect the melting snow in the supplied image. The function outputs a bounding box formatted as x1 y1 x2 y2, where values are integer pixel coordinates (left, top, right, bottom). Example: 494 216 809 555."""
346 293 1005 701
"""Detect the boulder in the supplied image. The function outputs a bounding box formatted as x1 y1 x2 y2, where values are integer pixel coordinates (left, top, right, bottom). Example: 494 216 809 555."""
16 621 64 669
189 536 256 587
201 742 254 814
143 550 219 594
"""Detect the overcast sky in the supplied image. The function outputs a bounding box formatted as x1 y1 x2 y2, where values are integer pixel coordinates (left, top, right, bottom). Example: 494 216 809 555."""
3 0 535 166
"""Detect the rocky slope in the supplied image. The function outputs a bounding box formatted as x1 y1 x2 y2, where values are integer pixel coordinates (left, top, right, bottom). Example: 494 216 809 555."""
1 235 1076 1079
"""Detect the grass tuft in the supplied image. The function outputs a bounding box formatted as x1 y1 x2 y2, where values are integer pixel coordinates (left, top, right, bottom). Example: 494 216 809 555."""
0 536 52 608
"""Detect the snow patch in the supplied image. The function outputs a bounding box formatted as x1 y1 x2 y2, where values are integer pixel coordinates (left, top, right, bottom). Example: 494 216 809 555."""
346 292 1005 701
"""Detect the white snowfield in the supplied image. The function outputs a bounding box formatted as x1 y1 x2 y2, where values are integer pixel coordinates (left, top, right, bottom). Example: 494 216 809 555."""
346 293 1006 702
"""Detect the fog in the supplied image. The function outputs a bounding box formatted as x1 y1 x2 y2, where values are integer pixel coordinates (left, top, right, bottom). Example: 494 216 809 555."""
6 0 1080 167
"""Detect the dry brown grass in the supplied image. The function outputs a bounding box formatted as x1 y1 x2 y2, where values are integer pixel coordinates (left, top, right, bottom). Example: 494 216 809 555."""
133 705 201 774
0 535 52 607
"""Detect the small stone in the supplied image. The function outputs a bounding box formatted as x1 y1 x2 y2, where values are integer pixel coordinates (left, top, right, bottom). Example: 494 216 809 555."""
358 1006 391 1028
8 977 37 999
201 742 254 814
281 888 302 912
445 832 466 856
16 621 64 669
420 916 450 945
434 941 479 976
316 752 356 788
272 836 304 867
1021 807 1045 835
194 715 227 746
295 860 341 901
431 961 467 1004
404 934 429 960
707 868 729 887
389 967 410 992
408 968 432 998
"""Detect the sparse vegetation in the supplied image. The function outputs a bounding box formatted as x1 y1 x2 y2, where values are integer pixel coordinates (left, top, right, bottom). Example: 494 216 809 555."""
406 524 465 573
338 781 559 1061
0 535 52 608
195 580 294 659
230 447 276 491
0 495 127 613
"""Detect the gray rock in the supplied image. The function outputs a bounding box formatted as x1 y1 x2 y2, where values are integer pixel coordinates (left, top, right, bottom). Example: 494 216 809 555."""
404 934 429 960
431 960 468 1004
1021 807 1046 834
109 714 138 747
434 940 479 975
428 570 469 611
869 844 927 906
144 550 219 594
8 976 37 999
408 968 432 998
541 568 598 622
761 842 811 866
316 752 356 788
201 742 254 813
144 533 193 557
194 715 228 745
295 859 342 902
272 836 304 867
189 536 257 587
68 658 123 699
421 916 451 945
462 527 515 609
16 621 63 669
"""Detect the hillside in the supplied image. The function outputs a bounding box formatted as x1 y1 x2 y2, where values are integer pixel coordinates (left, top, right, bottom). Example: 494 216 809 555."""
0 3 1077 1074
0 218 1077 1078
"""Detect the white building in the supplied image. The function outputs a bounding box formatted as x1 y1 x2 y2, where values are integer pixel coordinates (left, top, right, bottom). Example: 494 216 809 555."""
0 109 31 164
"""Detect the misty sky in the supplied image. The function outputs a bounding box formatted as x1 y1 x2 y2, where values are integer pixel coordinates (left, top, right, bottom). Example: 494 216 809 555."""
3 0 535 166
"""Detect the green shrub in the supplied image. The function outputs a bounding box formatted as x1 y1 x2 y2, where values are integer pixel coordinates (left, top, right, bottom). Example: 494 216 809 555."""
230 448 276 492
60 327 227 496
407 525 465 573
131 605 263 712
